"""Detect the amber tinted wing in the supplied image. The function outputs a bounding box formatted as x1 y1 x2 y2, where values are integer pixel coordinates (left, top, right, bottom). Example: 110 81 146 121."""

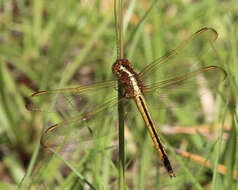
26 80 120 148
139 27 220 81
138 28 227 122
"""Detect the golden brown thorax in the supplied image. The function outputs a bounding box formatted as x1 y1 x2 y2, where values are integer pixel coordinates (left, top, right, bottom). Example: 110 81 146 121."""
112 59 144 98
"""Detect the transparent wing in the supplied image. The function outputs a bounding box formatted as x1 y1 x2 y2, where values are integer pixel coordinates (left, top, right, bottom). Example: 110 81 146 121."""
25 80 123 188
26 80 117 112
41 97 125 149
139 27 220 82
143 65 227 124
144 66 226 92
26 80 120 149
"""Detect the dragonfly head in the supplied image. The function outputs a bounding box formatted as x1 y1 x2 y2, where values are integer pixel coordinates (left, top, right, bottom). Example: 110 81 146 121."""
112 59 131 78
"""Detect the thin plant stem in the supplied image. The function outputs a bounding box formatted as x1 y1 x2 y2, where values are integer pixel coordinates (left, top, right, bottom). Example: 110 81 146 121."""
118 86 125 190
114 0 125 189
119 0 124 59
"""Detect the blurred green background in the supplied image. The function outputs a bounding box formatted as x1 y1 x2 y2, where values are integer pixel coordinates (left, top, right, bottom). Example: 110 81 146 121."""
0 0 238 189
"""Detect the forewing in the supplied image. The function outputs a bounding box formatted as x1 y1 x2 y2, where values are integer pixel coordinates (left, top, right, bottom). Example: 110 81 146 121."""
26 80 117 114
139 27 221 82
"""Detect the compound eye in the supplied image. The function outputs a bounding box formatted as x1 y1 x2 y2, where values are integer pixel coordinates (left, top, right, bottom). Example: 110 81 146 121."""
123 59 130 66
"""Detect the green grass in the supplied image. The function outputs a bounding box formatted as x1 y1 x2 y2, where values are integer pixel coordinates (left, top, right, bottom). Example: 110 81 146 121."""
0 0 238 189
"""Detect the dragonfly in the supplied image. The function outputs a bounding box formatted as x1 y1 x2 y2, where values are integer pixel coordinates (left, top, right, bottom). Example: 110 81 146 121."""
27 27 227 178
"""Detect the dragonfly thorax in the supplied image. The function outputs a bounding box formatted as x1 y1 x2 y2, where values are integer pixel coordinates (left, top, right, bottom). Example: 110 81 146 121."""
112 59 144 98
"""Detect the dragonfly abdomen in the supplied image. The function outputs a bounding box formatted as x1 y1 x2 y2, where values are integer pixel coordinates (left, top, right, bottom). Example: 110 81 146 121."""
135 95 175 177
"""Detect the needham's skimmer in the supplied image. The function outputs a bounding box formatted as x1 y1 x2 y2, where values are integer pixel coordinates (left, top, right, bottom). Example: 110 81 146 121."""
26 27 227 177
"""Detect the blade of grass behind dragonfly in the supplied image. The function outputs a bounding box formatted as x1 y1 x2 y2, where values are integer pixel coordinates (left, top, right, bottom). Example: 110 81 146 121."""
223 112 237 189
57 142 116 190
212 98 229 190
0 61 30 186
218 15 238 190
62 15 111 85
0 61 17 143
93 118 118 189
214 20 238 190
125 0 158 61
47 147 97 190
19 67 68 190
39 1 79 90
90 115 119 189
138 133 153 190
124 0 158 50
38 1 113 89
123 0 136 34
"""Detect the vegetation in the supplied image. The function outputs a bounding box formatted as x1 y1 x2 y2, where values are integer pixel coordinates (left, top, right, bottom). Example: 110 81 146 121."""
0 0 237 189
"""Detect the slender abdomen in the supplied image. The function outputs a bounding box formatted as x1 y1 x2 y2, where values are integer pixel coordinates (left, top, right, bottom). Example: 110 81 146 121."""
134 95 174 177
